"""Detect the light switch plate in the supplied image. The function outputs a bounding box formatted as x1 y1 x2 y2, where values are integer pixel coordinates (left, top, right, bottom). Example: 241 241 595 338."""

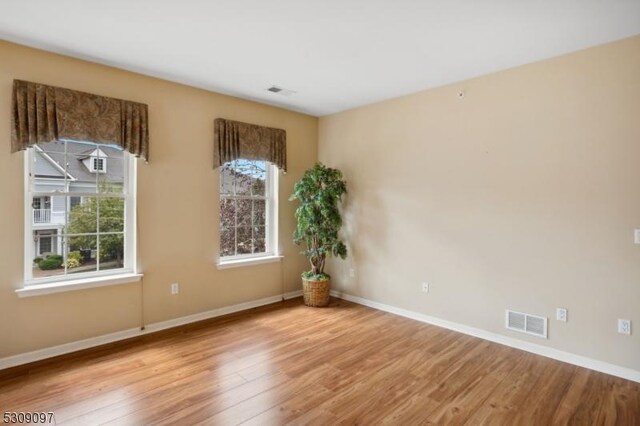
635 229 640 244
556 308 568 322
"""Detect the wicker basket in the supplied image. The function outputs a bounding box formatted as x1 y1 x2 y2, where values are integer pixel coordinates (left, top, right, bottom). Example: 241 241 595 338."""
302 277 331 307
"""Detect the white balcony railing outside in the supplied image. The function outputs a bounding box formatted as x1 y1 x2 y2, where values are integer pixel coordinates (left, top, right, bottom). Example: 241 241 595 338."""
33 209 51 224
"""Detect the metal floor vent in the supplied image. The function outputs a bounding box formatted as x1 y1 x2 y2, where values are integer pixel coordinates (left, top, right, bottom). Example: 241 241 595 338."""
506 310 547 338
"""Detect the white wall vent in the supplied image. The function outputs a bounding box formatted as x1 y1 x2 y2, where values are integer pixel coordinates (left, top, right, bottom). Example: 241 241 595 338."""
505 310 547 339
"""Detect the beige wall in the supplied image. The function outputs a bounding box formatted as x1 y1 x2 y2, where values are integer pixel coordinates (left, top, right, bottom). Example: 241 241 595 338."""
319 36 640 371
0 40 317 358
2 35 639 373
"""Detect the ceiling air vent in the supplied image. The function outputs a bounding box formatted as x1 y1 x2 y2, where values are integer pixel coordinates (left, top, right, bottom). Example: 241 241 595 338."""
505 310 547 339
267 86 296 96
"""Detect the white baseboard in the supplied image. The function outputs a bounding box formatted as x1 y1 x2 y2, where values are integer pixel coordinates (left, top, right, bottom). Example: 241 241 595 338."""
0 290 303 371
143 290 302 334
0 327 143 371
6 288 635 384
330 290 640 384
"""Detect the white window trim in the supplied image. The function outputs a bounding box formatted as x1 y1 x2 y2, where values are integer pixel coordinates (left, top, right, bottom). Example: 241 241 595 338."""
20 144 138 292
16 273 143 298
218 163 279 265
217 255 283 270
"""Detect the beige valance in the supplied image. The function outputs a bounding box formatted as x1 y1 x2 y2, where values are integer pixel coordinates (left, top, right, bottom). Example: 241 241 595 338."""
214 118 286 172
11 79 149 161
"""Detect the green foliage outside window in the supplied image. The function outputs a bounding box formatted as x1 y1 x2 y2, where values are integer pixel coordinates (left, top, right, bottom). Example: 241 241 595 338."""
67 181 124 265
38 254 63 270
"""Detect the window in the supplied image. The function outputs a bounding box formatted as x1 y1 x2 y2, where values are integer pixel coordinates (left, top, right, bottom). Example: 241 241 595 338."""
92 157 106 173
69 196 82 209
37 230 56 255
32 196 52 223
25 140 136 284
219 159 277 261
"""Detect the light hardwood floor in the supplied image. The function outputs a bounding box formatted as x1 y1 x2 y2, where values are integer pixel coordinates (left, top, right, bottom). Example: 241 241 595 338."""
1 297 639 425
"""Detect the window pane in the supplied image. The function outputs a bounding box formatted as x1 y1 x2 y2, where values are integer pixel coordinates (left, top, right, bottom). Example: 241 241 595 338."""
97 150 124 194
67 197 97 234
236 199 252 226
98 197 125 233
254 226 266 253
234 168 253 196
40 233 53 253
220 198 235 228
70 196 82 209
220 163 234 195
252 200 266 227
31 196 55 225
32 230 60 256
237 227 252 254
32 231 64 278
232 160 266 196
251 162 267 196
99 234 125 270
67 235 97 275
32 145 67 194
66 152 96 195
67 141 105 191
220 227 235 257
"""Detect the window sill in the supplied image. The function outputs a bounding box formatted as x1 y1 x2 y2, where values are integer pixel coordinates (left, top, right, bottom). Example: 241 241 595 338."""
16 273 143 298
217 255 283 270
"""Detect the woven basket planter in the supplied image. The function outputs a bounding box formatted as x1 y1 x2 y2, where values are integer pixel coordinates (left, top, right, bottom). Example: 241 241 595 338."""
302 277 331 307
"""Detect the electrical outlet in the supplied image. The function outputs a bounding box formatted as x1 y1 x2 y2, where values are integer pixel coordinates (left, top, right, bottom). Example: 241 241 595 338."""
635 229 640 244
171 283 179 295
556 308 568 322
421 282 429 293
618 319 631 335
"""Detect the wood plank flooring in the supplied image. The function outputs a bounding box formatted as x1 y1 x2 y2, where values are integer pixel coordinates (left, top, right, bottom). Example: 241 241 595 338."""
1 297 638 425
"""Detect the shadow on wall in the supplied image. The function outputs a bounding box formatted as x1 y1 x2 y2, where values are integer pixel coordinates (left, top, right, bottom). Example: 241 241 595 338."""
333 178 390 298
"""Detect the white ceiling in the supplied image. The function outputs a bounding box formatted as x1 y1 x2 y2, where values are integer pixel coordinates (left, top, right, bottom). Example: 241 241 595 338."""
1 1 639 116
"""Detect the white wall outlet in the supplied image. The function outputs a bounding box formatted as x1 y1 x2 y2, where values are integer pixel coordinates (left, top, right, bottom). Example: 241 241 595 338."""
171 283 179 295
635 229 640 244
349 268 355 278
618 319 631 335
556 308 568 322
421 282 429 293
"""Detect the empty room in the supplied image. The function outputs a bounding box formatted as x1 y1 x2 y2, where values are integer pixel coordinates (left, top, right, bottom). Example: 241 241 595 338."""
1 1 639 424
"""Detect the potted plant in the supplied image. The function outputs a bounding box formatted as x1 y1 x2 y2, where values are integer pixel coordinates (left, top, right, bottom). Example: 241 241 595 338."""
290 162 347 307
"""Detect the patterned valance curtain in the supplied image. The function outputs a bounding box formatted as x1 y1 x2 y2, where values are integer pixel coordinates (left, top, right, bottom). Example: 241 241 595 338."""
214 118 286 172
11 79 149 161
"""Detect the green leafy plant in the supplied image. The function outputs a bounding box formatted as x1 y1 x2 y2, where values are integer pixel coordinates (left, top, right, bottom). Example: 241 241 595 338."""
64 251 83 269
38 254 63 270
67 181 124 265
290 162 347 280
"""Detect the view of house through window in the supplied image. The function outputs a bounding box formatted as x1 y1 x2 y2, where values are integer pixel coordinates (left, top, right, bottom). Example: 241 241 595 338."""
27 140 133 282
220 159 276 259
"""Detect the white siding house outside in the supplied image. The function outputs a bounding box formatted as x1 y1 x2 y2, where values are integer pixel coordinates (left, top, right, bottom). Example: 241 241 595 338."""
31 142 124 259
